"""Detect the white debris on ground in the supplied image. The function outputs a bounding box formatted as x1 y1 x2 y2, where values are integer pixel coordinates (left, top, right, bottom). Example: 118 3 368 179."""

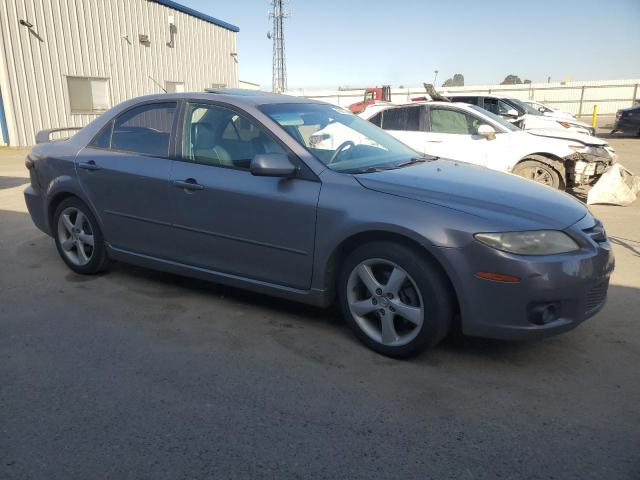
587 164 640 206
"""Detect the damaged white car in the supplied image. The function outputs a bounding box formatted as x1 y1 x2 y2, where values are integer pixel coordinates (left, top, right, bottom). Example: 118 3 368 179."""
349 102 615 191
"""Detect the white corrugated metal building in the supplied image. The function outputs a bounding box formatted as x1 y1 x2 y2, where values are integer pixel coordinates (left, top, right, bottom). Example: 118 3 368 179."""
0 0 240 146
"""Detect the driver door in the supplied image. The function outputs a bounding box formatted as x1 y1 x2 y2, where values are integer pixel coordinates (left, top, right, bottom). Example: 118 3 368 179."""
168 102 321 289
424 106 490 166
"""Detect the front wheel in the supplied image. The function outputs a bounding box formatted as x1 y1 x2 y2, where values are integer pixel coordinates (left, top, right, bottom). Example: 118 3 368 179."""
338 241 454 358
513 159 562 189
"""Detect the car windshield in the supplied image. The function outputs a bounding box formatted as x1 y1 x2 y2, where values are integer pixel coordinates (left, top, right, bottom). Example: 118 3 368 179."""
469 105 521 131
508 98 542 116
259 103 425 173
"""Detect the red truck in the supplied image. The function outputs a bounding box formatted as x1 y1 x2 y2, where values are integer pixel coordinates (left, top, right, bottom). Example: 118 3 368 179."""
348 85 391 114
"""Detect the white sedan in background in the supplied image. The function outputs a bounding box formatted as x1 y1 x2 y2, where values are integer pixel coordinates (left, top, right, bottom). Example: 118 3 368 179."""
524 100 576 120
351 102 615 190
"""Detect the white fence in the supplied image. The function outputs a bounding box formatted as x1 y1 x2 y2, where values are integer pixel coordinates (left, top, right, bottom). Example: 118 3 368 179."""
289 79 640 117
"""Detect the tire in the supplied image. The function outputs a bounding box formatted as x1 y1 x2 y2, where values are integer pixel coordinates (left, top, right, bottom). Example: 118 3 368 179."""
513 159 562 189
53 197 109 274
338 241 453 358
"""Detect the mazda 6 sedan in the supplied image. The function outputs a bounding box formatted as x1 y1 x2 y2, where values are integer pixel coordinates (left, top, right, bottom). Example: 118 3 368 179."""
24 90 614 357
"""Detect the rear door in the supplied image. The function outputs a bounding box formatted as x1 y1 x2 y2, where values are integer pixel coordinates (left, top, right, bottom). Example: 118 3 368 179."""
167 101 321 289
77 101 178 258
378 105 427 153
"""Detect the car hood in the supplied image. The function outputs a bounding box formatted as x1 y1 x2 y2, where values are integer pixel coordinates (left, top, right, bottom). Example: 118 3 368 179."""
528 115 591 128
526 128 608 146
356 159 587 230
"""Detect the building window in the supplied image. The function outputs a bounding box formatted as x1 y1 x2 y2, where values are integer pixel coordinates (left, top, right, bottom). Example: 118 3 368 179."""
165 81 185 93
67 77 110 114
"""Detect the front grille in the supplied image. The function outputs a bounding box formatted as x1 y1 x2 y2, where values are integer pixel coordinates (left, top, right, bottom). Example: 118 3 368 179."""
585 280 609 314
583 220 607 243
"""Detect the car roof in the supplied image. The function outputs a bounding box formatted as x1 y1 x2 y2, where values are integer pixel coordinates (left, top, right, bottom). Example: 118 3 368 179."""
112 89 324 110
363 100 475 112
447 93 515 100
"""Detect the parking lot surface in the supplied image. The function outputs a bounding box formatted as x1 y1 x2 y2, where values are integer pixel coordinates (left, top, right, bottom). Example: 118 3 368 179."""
1 137 639 479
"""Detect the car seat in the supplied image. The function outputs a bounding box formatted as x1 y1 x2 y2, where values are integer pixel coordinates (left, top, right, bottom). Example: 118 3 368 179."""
191 123 234 167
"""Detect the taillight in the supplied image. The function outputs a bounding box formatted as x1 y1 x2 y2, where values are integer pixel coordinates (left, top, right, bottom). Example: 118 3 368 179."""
25 156 35 169
616 110 623 119
558 121 571 129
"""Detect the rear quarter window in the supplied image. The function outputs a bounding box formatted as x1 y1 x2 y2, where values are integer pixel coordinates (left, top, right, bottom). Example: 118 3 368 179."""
89 121 113 149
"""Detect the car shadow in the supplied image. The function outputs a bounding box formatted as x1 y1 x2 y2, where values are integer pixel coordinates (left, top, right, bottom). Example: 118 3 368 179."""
0 176 30 190
598 132 639 140
109 261 341 326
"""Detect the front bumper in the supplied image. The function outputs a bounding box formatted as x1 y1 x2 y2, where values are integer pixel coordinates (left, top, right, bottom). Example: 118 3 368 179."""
442 215 614 340
563 152 614 186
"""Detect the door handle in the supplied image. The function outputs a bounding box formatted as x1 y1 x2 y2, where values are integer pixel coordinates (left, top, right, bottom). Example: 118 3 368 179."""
78 160 101 171
427 140 443 143
172 179 204 191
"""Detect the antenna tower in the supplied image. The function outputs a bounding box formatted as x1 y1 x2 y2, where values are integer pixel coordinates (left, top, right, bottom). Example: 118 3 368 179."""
268 0 288 92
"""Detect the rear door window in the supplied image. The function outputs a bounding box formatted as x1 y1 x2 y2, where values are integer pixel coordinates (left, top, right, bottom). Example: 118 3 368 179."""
482 98 516 116
380 106 423 131
110 102 177 157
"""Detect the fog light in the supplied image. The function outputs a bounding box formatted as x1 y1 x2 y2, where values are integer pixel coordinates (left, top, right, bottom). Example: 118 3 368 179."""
528 303 560 325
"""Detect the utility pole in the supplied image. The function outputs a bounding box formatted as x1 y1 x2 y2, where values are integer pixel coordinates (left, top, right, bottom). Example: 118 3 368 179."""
268 0 288 93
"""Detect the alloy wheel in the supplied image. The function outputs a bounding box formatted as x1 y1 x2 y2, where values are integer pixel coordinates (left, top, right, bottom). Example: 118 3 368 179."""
346 258 424 347
57 207 95 266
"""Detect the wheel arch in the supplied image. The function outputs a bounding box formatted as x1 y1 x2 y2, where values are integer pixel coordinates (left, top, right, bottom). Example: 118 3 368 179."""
322 230 461 317
46 185 101 235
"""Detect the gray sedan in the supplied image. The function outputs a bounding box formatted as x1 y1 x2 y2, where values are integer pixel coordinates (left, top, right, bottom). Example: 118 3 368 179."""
24 90 614 357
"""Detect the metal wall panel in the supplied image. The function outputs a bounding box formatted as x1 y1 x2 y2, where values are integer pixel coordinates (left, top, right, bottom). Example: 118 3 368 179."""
0 0 239 146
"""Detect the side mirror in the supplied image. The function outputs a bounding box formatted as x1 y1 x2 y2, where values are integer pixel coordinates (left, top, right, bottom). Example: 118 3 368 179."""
503 108 519 118
250 153 297 177
477 124 496 140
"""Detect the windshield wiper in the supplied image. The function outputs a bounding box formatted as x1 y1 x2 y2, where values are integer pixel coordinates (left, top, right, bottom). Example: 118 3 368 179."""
344 156 436 174
394 156 434 168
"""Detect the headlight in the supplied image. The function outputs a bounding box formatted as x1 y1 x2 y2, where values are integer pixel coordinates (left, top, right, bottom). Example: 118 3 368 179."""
569 145 611 158
474 230 580 255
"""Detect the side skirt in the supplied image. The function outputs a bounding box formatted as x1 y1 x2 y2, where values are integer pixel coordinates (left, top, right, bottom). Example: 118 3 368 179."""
105 244 330 308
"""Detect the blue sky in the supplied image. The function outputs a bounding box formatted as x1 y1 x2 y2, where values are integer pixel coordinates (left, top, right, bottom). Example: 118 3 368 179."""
181 0 640 90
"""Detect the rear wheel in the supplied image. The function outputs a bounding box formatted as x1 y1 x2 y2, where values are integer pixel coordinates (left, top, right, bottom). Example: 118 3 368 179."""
338 241 453 358
53 197 109 274
513 159 562 189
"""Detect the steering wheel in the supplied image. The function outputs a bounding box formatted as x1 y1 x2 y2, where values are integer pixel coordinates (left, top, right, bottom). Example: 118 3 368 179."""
328 141 355 164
